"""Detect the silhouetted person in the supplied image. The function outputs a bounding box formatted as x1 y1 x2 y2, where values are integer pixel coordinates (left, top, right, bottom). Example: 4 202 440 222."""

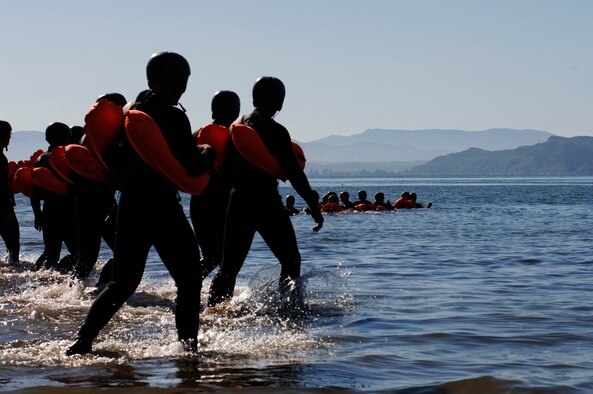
67 52 214 356
0 121 20 264
190 90 240 280
208 76 323 308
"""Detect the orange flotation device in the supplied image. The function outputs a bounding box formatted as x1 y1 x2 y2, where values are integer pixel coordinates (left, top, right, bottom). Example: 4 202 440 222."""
321 202 343 213
64 144 111 183
83 99 124 166
230 124 305 181
48 146 76 185
31 167 72 196
124 109 209 195
13 167 37 198
196 123 230 171
354 203 376 212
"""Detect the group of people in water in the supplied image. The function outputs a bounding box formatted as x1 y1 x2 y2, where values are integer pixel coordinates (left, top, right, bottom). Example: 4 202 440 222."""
1 52 432 357
284 189 432 214
1 52 324 356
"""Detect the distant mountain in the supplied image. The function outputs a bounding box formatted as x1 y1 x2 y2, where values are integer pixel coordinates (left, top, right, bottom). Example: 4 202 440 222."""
304 160 426 178
404 136 593 176
301 128 554 163
7 131 46 162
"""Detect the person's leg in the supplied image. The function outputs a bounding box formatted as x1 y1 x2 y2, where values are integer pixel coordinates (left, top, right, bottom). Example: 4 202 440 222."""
67 192 151 355
207 190 255 306
154 201 201 349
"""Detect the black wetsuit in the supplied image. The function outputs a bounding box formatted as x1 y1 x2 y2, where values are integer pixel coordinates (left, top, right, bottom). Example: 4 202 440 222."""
0 150 19 260
208 110 318 306
189 133 231 279
74 90 211 347
31 149 78 271
71 171 117 283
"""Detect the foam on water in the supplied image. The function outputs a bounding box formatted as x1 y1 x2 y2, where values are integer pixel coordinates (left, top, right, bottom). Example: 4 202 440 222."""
1 256 352 370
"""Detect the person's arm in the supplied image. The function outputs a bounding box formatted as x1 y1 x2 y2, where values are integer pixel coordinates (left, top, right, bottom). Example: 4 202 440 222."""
167 108 215 175
31 197 42 231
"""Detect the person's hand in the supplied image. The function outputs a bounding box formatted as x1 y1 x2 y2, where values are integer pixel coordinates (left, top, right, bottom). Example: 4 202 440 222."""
34 216 42 232
198 144 216 163
311 208 324 232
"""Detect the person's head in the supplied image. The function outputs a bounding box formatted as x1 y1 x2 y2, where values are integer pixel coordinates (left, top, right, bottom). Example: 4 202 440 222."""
96 92 127 106
285 194 296 207
146 52 191 105
357 190 367 201
45 122 71 147
0 120 12 150
410 192 418 202
70 125 84 144
374 192 385 203
328 194 339 204
339 191 350 202
401 191 411 200
252 76 285 114
211 90 240 126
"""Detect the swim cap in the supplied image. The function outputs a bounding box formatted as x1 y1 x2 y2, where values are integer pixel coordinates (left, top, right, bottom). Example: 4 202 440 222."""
252 76 285 111
96 92 127 106
0 120 12 140
45 122 71 146
146 52 191 84
211 90 240 122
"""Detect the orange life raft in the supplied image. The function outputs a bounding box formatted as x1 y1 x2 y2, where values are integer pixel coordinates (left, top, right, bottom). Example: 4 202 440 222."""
230 124 305 181
124 109 209 195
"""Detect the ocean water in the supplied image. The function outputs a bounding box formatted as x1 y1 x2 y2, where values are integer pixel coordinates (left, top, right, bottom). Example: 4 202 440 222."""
1 177 592 393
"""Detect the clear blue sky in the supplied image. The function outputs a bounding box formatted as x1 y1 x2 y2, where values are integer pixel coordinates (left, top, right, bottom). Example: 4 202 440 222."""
2 0 592 142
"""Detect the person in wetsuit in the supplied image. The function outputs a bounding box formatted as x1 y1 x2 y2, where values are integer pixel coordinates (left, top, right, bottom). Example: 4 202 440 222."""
70 93 127 286
190 90 240 280
0 121 20 264
31 122 79 271
67 52 214 356
207 76 323 308
373 192 393 210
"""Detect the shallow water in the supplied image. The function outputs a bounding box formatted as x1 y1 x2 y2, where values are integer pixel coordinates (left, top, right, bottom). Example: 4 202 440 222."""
1 177 592 393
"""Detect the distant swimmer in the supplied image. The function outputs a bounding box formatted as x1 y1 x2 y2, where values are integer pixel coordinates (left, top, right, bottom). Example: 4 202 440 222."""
0 120 20 264
353 190 375 211
373 192 393 210
207 76 323 309
339 191 355 210
284 194 300 215
67 52 214 356
410 192 432 208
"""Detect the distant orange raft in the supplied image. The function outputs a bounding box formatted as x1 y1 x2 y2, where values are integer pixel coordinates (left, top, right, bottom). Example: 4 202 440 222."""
125 109 209 195
230 124 305 181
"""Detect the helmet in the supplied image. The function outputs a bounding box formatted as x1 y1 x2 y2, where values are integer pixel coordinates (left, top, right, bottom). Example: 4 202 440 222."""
146 52 191 84
45 122 71 146
70 125 84 143
0 120 11 140
96 92 127 106
252 76 285 111
211 90 240 123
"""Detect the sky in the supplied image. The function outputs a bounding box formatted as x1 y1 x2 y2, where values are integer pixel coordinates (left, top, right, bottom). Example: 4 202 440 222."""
1 0 592 142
